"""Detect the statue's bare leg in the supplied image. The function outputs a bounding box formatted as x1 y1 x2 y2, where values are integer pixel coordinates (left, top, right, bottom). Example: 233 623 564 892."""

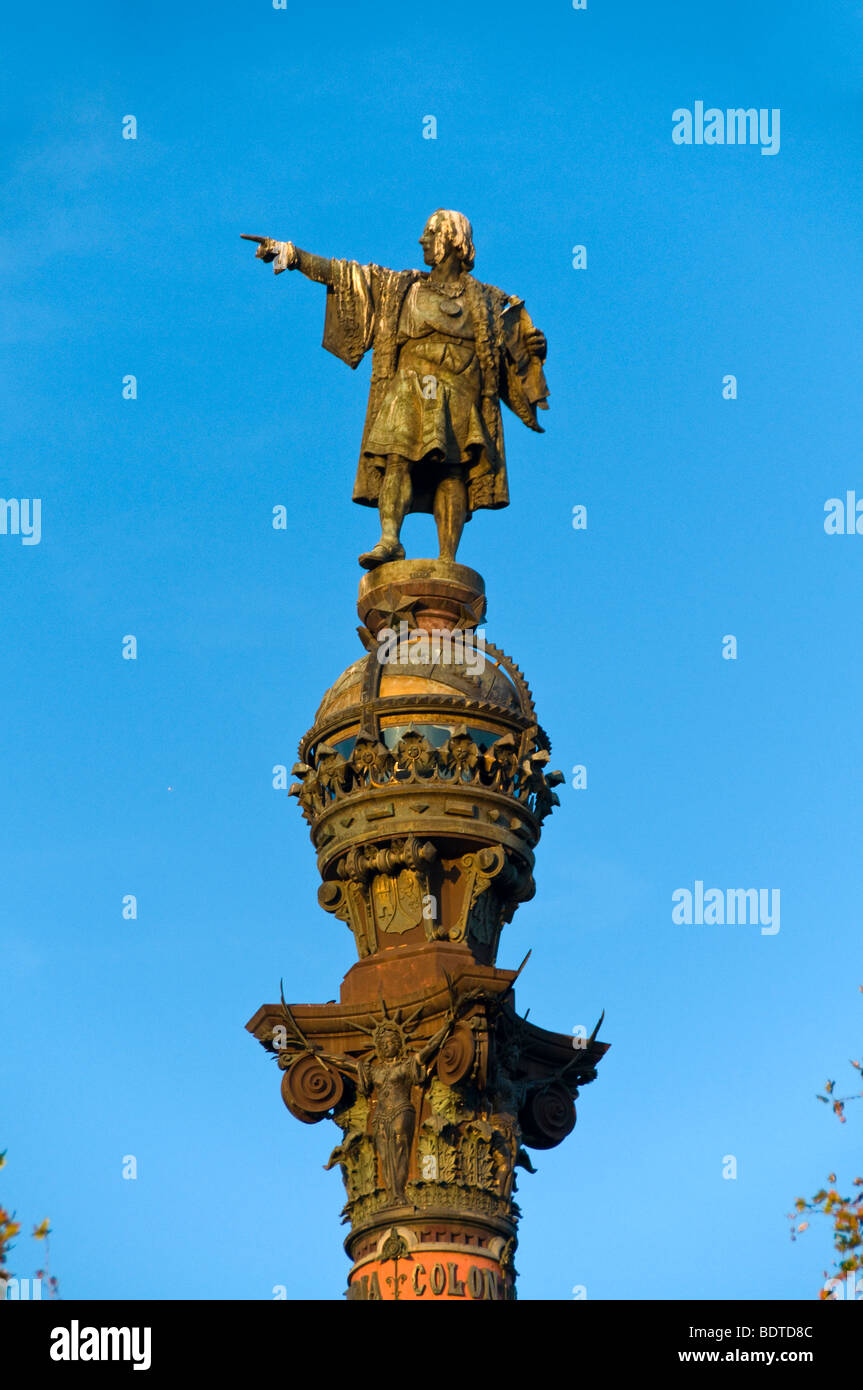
359 455 411 570
433 472 467 563
393 1109 414 1202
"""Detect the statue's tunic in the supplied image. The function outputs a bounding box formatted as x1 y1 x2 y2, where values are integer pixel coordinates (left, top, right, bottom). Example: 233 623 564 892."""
358 1051 424 1199
319 258 549 519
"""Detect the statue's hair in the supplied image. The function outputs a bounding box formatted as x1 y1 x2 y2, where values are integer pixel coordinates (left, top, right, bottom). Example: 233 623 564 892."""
428 209 475 271
373 1020 405 1053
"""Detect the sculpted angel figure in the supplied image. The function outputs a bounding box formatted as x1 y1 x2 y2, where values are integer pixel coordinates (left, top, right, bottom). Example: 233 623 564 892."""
354 1021 447 1204
244 210 549 570
293 1013 453 1205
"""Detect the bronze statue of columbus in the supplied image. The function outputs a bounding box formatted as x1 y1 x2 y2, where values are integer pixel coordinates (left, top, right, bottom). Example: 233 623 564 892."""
243 210 549 570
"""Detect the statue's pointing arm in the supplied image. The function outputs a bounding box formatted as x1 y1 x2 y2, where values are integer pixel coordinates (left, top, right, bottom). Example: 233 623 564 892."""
246 236 333 284
244 235 377 370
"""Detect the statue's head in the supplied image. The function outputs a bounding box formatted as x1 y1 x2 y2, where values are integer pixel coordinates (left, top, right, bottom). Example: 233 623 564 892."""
373 1022 404 1060
420 210 475 271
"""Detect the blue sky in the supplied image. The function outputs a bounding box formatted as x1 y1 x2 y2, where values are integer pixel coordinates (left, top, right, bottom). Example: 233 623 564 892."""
2 0 862 1299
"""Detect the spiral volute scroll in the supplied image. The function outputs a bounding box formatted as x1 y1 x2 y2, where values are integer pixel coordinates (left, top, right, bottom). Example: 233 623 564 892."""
436 1024 476 1086
280 1052 345 1124
519 1081 576 1149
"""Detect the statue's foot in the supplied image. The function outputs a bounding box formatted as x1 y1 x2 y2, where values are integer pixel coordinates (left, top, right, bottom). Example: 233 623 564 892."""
358 539 405 571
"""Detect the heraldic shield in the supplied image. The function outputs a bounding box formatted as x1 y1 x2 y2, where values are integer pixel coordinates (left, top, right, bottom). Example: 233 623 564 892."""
372 869 425 935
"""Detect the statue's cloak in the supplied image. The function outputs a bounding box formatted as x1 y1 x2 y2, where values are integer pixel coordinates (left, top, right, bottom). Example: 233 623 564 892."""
320 258 549 516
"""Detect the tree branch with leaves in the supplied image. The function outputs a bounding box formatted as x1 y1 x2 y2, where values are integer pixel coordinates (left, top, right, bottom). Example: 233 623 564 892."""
789 989 863 1299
